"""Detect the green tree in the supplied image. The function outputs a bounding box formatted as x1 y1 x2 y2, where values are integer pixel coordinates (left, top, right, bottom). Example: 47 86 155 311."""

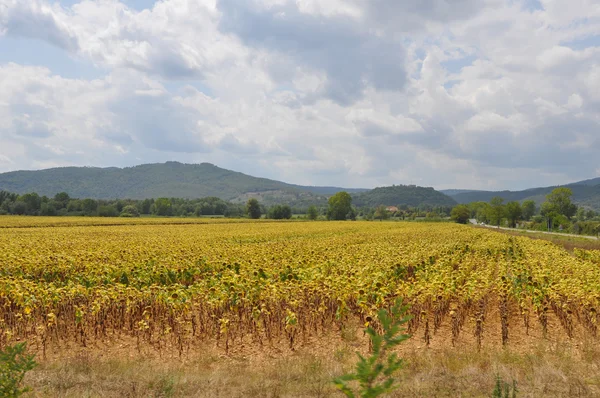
327 191 352 220
40 202 57 216
246 198 261 219
154 198 172 216
10 201 27 215
450 204 470 224
575 207 586 222
267 204 292 219
473 202 490 224
505 201 523 228
53 192 70 209
521 200 536 221
306 205 319 220
120 205 140 217
487 197 506 227
81 198 98 215
543 187 577 219
18 193 41 214
66 200 82 213
97 205 118 217
140 199 153 215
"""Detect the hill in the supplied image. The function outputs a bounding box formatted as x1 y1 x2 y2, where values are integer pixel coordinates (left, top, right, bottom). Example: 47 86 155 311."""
572 177 600 187
0 162 451 209
352 185 457 208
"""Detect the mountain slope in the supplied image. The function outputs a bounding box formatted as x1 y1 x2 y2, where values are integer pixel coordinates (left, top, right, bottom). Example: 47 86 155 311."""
0 162 451 208
0 162 300 200
572 177 600 186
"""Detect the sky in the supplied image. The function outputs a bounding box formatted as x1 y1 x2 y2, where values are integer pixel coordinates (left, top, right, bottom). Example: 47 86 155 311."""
0 0 599 191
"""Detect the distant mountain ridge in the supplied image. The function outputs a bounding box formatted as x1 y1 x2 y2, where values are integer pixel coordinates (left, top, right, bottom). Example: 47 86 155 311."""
0 162 453 208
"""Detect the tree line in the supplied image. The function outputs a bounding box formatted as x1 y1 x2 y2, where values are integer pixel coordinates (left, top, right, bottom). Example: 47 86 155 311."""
1 189 454 222
0 191 248 218
450 187 600 235
246 192 453 221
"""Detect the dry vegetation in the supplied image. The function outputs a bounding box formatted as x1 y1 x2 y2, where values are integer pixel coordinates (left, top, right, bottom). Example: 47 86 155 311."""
0 217 599 396
25 333 600 397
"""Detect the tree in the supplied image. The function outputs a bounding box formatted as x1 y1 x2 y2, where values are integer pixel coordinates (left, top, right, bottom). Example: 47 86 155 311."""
505 201 523 228
267 204 292 219
246 198 261 219
280 205 292 219
10 201 27 215
587 209 597 220
540 187 578 231
521 200 536 221
450 204 470 224
19 193 42 215
543 187 577 219
53 192 70 209
473 202 490 224
81 198 98 215
40 202 57 216
327 191 352 221
487 197 506 227
306 205 319 220
139 199 153 215
154 198 172 216
97 205 118 217
120 205 140 217
374 205 391 221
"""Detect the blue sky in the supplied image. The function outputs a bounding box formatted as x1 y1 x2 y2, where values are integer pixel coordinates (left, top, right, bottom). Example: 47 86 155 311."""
0 0 599 190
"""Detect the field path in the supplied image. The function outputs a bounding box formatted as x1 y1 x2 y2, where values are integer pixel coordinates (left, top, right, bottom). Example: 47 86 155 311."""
469 219 599 240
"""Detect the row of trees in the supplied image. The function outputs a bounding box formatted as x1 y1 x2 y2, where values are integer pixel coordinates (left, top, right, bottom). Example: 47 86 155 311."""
0 191 247 218
247 192 452 221
0 190 330 220
245 192 354 220
451 187 600 234
0 188 474 223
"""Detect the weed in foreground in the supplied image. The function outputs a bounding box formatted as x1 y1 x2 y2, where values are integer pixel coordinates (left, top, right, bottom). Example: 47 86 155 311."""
492 374 517 398
333 300 411 397
0 342 37 397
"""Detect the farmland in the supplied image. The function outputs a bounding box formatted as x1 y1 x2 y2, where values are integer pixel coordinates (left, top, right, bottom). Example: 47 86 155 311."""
1 217 600 396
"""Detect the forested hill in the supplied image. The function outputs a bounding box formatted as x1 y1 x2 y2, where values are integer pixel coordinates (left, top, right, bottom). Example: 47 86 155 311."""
352 185 457 208
1 162 455 209
443 180 600 210
0 162 359 204
0 162 298 200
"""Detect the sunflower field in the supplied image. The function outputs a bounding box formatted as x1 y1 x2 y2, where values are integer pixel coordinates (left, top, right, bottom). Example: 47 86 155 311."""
0 217 598 355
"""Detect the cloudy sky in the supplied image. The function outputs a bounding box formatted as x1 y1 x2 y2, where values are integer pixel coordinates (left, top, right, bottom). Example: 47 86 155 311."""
0 0 599 190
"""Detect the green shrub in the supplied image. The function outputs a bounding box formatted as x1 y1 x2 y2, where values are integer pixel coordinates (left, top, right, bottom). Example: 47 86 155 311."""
0 342 37 397
333 300 411 397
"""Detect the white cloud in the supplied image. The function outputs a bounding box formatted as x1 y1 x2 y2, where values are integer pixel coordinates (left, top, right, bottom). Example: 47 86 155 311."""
0 0 599 190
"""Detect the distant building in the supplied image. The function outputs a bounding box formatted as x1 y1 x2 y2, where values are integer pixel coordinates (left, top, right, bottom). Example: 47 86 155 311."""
386 206 399 213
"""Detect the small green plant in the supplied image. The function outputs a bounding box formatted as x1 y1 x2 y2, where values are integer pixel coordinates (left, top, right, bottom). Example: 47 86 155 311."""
492 374 517 398
333 300 411 398
0 342 37 397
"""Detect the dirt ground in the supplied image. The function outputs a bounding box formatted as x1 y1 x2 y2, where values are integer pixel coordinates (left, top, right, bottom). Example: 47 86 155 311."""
23 310 600 397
